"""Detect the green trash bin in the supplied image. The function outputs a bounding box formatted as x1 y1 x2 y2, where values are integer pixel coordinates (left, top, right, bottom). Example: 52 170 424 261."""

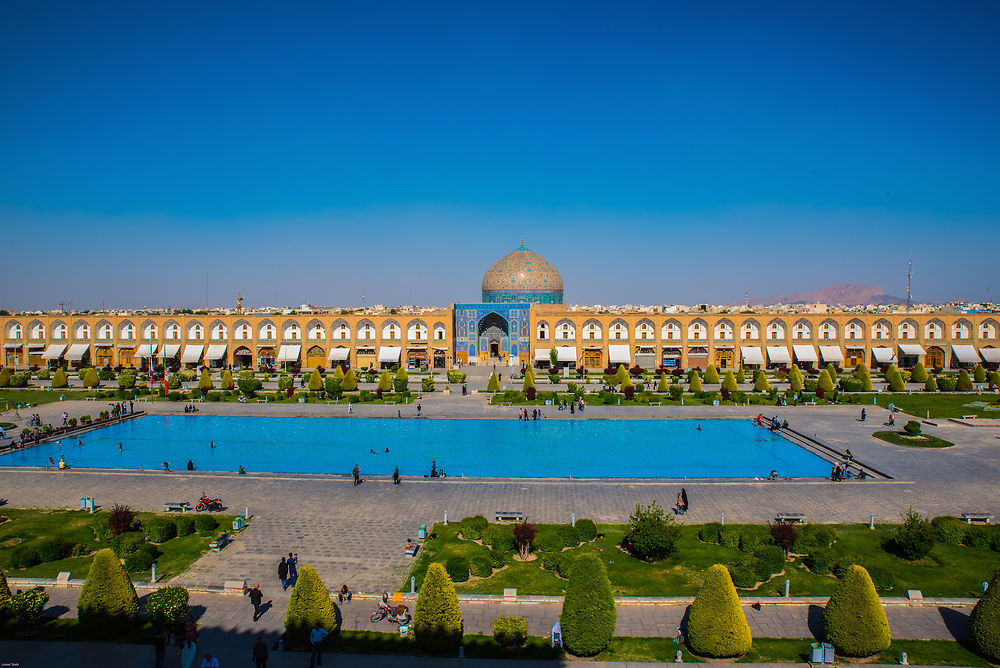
417 524 427 539
233 517 245 532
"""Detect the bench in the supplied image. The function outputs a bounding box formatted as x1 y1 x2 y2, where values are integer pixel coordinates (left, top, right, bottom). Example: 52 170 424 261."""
775 513 806 524
164 502 191 513
138 397 150 403
499 402 513 406
209 532 230 552
85 397 97 401
256 398 268 404
404 543 418 557
962 512 994 524
649 401 661 406
961 414 977 420
495 511 524 523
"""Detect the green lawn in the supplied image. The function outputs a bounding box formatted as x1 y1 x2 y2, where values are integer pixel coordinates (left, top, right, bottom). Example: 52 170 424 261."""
405 521 1000 598
875 393 1000 419
874 430 954 448
0 389 96 407
0 508 237 581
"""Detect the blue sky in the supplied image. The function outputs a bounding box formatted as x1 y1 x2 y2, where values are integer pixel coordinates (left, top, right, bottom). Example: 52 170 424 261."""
1 1 998 309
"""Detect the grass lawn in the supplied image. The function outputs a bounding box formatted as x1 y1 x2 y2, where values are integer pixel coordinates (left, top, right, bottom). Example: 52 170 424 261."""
405 521 1000 598
874 430 954 448
875 393 1000 419
0 508 237 581
0 389 96 407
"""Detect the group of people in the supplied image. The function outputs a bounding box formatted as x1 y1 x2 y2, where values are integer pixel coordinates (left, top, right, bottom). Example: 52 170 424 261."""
183 404 201 413
554 398 585 413
277 553 299 590
519 408 544 421
752 414 787 431
674 488 689 515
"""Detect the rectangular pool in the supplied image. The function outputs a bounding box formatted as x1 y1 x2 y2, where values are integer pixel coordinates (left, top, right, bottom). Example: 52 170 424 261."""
0 416 831 479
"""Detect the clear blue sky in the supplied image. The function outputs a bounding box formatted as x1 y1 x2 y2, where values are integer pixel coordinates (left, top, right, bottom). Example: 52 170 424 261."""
1 1 998 310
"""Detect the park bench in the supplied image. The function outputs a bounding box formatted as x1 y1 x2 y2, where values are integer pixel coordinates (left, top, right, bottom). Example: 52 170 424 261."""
256 398 268 404
209 532 230 552
495 511 524 523
961 414 977 420
499 402 513 406
404 542 418 557
138 397 150 403
775 513 806 524
85 397 97 401
961 512 993 524
163 502 191 513
649 401 661 406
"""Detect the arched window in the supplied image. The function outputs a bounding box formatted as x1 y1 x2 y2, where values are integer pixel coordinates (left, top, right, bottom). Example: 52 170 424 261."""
898 321 916 340
98 322 113 340
358 321 376 341
661 321 681 341
636 319 655 340
120 322 136 340
536 322 549 340
258 322 276 340
792 321 811 340
211 322 228 340
234 321 252 340
332 321 351 340
871 320 890 341
187 322 204 340
307 321 325 340
924 320 943 340
283 322 301 340
766 320 786 341
53 322 68 340
74 322 90 339
407 321 428 340
609 320 628 341
381 321 401 340
165 322 181 340
7 322 23 339
845 320 864 340
713 320 734 341
142 322 158 340
433 322 447 340
980 320 999 340
951 320 971 340
582 320 602 340
740 320 760 340
556 320 576 341
687 320 707 340
818 320 837 340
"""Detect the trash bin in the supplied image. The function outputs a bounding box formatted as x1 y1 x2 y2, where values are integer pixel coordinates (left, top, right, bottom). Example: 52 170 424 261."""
417 524 427 539
81 497 88 509
232 517 245 532
810 642 834 663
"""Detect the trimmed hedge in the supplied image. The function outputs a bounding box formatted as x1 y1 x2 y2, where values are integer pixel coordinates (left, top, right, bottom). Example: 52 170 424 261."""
414 562 463 654
144 518 177 543
804 548 835 575
575 519 598 542
460 515 488 540
445 556 470 583
482 525 514 552
111 532 145 558
931 516 967 545
823 565 891 657
493 616 528 647
470 556 492 578
124 544 158 572
194 515 218 534
77 548 140 636
285 564 338 647
969 567 1000 663
699 522 722 543
174 516 195 537
687 563 751 658
561 554 615 656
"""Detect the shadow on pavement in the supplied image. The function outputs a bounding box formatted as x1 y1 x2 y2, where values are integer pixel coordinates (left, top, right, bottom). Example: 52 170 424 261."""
807 604 824 638
938 606 969 641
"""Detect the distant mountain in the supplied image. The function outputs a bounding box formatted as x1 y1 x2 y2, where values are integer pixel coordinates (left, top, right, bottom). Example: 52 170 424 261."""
743 283 906 306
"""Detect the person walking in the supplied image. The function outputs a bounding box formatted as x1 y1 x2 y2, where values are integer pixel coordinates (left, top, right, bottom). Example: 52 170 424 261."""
154 628 168 668
352 464 361 486
252 636 269 668
392 465 400 485
247 583 263 621
860 408 866 422
287 553 298 583
309 622 329 667
278 556 289 591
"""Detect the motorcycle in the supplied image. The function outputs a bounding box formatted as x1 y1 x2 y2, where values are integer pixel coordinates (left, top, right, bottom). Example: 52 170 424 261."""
370 593 411 626
195 494 224 512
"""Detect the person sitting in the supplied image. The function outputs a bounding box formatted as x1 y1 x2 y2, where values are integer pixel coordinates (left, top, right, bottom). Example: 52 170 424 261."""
768 470 778 481
858 468 868 480
404 538 417 556
187 460 195 471
238 465 247 475
338 584 352 603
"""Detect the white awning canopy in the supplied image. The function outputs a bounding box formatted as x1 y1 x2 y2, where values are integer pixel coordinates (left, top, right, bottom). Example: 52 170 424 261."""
556 346 577 362
65 344 90 361
378 346 401 363
328 347 350 361
792 345 818 362
952 344 980 364
741 347 765 365
871 347 896 364
534 348 551 362
135 344 157 358
4 342 22 349
181 345 204 363
277 344 301 362
608 344 631 365
818 346 844 362
41 344 67 360
979 347 1000 363
899 344 926 356
158 344 181 358
204 344 227 361
766 346 792 364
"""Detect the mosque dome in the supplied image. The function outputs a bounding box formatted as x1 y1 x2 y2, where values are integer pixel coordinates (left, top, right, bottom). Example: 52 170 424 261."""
481 243 564 304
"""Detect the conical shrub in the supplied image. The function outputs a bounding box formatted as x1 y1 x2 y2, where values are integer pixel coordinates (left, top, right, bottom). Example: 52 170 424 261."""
285 564 338 646
523 372 535 400
656 373 669 392
689 371 702 392
704 365 719 384
721 371 737 392
51 367 68 389
413 562 463 654
198 369 214 396
817 369 834 394
754 370 769 392
925 375 937 392
789 365 802 392
308 368 323 391
341 369 358 391
910 361 927 384
687 564 751 658
0 367 11 387
82 367 100 389
973 364 986 383
956 369 973 391
0 568 11 619
487 372 499 392
220 368 233 390
377 370 392 392
735 367 745 384
822 565 890 657
77 548 140 636
561 553 616 656
968 567 1000 663
825 363 838 384
332 365 345 381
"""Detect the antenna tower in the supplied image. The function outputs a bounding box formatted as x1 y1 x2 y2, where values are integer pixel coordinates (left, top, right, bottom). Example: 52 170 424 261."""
906 259 912 312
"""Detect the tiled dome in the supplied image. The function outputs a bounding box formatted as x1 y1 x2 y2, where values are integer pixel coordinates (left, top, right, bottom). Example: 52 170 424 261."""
481 244 563 304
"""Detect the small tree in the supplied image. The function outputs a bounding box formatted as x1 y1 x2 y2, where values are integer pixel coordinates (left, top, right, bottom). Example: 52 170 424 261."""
973 364 987 384
735 367 745 384
145 585 189 632
886 367 905 392
512 520 537 560
51 367 68 388
107 504 135 536
823 565 891 656
377 370 392 393
890 507 935 561
956 369 973 391
285 564 338 647
789 365 803 392
307 368 323 392
198 369 214 397
486 372 500 392
561 554 616 656
82 367 100 388
704 364 719 384
413 562 463 653
332 365 345 381
219 368 233 390
549 348 559 367
77 548 140 636
393 367 409 392
721 370 737 392
523 372 535 400
623 500 680 561
924 375 937 392
236 370 261 397
689 371 702 392
324 376 342 398
615 364 629 388
753 370 770 392
825 363 838 384
656 373 669 392
969 567 1000 663
687 563 752 658
910 361 927 383
769 521 799 559
341 369 358 391
817 369 834 394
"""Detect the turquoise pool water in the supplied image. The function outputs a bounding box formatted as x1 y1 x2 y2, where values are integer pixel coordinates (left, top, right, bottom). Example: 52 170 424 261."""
0 416 830 478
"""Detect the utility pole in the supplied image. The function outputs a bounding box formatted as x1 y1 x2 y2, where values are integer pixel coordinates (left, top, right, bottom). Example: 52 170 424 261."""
906 259 912 312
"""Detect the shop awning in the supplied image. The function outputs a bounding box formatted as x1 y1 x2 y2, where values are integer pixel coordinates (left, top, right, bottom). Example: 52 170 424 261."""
792 345 818 362
871 347 896 364
135 344 157 358
766 346 792 364
202 345 225 361
328 347 350 361
741 347 765 365
534 348 551 362
181 345 204 363
608 345 631 365
378 346 401 363
94 342 113 348
899 344 926 356
41 344 66 360
277 344 301 362
556 346 577 362
158 344 181 358
979 348 1000 363
3 342 21 349
65 344 90 361
952 345 980 364
818 346 844 362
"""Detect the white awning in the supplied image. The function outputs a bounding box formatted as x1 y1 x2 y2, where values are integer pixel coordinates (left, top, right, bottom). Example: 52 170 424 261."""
94 342 113 348
277 344 301 362
534 348 551 362
979 348 1000 363
818 346 844 362
899 344 926 356
3 342 22 349
556 346 577 362
792 345 818 362
135 344 157 358
378 346 401 363
41 344 67 360
952 344 980 364
181 345 204 363
741 347 765 365
204 344 227 361
608 345 631 365
328 347 350 361
65 344 90 361
871 347 896 364
158 344 181 358
766 346 792 364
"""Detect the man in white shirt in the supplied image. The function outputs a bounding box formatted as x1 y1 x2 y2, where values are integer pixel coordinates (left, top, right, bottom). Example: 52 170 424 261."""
309 622 329 666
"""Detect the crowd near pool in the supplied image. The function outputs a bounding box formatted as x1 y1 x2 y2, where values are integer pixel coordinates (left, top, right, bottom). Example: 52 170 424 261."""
0 416 831 479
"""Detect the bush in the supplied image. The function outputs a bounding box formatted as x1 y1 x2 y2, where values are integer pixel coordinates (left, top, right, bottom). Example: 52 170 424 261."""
805 548 835 575
10 546 41 569
968 567 1000 663
575 519 597 541
174 516 195 537
755 545 785 577
89 514 112 542
903 420 922 435
145 585 189 631
738 529 764 553
489 548 507 569
727 561 759 589
124 545 158 572
793 525 837 553
721 370 737 392
622 500 679 561
924 375 937 391
167 375 181 390
285 564 338 647
753 370 769 392
445 556 470 583
561 554 615 656
414 562 463 653
696 522 720 544
963 526 990 549
688 371 702 392
0 367 11 387
668 385 683 401
446 370 466 383
823 565 891 656
9 371 30 387
866 565 894 591
470 556 492 578
931 516 967 545
421 376 435 392
719 525 741 548
493 616 528 647
10 589 48 625
688 563 752 657
144 518 177 543
111 532 145 558
956 369 973 391
220 369 234 390
557 524 581 548
937 375 957 392
910 361 927 383
51 367 68 388
195 515 218 534
37 538 72 563
77 548 140 636
890 508 935 560
839 377 863 392
393 367 409 393
236 370 262 397
533 528 564 553
481 525 514 552
459 515 488 540
704 365 719 383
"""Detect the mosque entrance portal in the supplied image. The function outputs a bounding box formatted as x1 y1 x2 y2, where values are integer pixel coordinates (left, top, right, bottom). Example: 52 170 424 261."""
478 312 509 361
